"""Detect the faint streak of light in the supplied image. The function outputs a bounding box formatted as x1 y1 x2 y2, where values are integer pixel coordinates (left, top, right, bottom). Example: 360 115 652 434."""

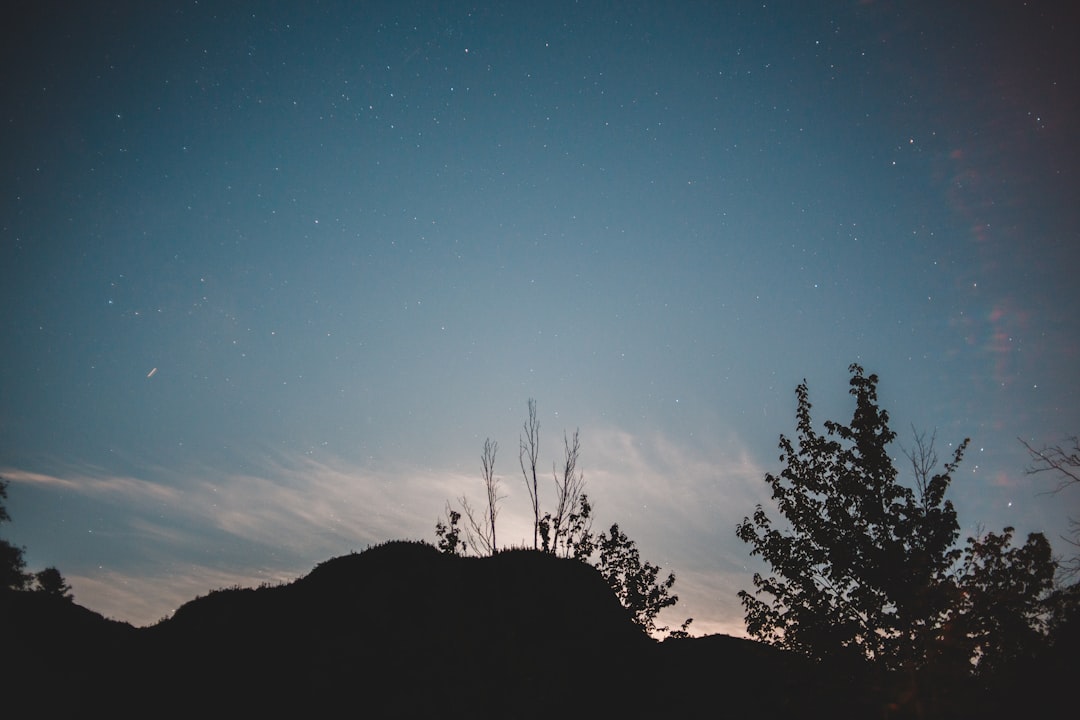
147 367 158 378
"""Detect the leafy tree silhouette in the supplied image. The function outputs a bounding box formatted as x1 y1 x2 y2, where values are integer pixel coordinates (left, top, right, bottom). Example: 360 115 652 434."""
1 477 31 591
595 523 681 635
434 505 466 556
737 365 967 671
34 566 74 601
737 364 1059 715
1 477 76 599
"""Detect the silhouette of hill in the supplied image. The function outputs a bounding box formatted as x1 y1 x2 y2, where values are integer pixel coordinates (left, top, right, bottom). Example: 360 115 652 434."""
0 541 949 716
143 542 656 716
1 588 136 698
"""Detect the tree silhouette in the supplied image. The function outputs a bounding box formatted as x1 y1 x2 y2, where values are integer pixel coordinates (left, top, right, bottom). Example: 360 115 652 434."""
595 523 682 635
458 438 502 555
448 403 593 559
538 430 592 558
520 398 542 550
435 504 466 556
952 527 1054 678
736 365 967 672
737 364 1066 717
1022 434 1080 577
1 478 31 591
34 566 74 601
1022 435 1080 492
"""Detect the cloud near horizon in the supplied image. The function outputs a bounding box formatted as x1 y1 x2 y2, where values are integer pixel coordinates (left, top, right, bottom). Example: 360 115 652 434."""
4 425 770 633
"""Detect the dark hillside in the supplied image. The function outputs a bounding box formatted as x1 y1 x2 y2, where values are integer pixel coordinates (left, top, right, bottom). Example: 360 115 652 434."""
1 542 894 717
1 588 136 710
138 542 654 716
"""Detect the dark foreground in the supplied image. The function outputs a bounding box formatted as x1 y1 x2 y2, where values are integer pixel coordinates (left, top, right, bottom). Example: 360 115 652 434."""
2 542 1071 718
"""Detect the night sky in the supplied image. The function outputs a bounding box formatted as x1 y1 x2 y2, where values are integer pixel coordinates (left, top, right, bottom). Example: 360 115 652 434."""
2 1 1078 634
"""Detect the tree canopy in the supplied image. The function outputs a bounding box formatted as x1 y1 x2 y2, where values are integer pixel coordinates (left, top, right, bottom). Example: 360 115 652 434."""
737 364 1059 690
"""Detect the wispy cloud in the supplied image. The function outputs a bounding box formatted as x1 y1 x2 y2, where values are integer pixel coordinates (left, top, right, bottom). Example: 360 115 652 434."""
3 426 771 635
580 425 773 637
2 467 180 503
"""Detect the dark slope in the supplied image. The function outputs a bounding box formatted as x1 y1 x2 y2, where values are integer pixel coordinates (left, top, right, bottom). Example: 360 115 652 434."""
141 542 653 716
1 542 879 717
1 588 136 709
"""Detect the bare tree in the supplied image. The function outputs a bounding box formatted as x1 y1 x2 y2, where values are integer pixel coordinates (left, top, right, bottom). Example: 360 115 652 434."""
460 438 501 555
1022 435 1080 492
436 402 591 558
519 399 541 550
1023 435 1080 577
904 427 937 500
482 438 500 553
541 430 591 557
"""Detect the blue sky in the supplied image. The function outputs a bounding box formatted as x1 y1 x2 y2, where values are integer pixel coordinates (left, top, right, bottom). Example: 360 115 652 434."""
2 0 1078 634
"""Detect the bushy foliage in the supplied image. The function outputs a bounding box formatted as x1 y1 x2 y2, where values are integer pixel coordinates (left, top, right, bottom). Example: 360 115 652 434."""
737 364 1058 687
539 492 595 560
595 523 679 635
34 566 74 601
952 527 1054 676
435 504 466 556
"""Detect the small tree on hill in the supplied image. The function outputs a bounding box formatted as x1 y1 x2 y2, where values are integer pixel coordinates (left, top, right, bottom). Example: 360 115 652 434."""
520 398 542 550
595 523 680 635
458 438 501 555
539 430 593 558
435 504 466 556
35 566 74 601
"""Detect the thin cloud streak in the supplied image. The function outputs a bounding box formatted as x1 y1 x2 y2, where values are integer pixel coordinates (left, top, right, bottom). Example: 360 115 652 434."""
582 425 774 637
4 427 772 634
2 467 180 503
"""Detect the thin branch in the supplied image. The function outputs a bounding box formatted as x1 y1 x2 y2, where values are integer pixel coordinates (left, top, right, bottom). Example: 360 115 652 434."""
550 429 585 557
459 495 493 556
1021 436 1080 492
902 426 937 507
481 437 500 553
519 399 541 550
